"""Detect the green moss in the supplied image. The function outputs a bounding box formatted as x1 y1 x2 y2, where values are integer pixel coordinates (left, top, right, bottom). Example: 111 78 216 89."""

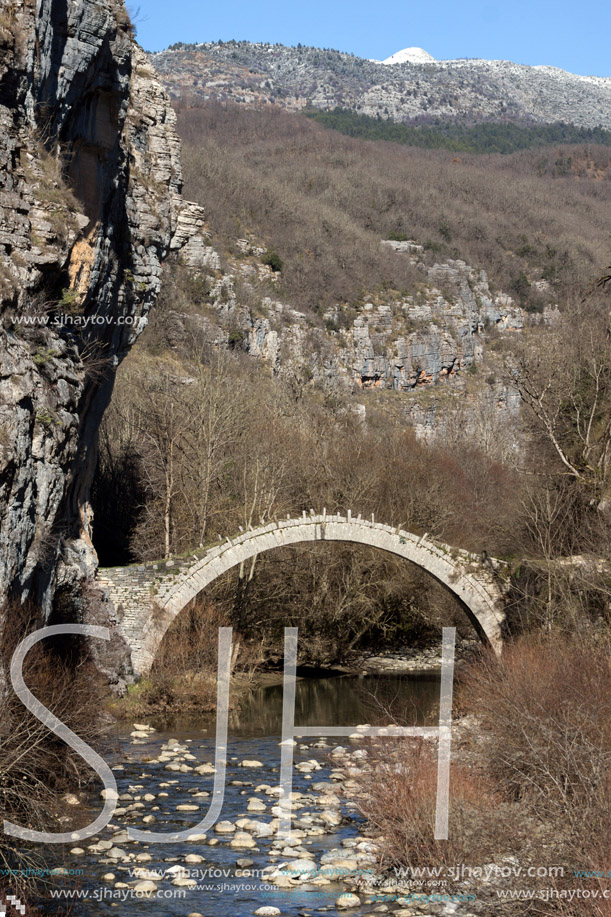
32 348 59 366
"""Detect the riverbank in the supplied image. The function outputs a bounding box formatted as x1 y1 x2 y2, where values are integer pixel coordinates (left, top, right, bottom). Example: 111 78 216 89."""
108 637 476 724
349 635 480 674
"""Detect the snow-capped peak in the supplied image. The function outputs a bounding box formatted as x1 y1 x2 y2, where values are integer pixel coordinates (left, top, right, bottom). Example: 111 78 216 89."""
382 47 436 65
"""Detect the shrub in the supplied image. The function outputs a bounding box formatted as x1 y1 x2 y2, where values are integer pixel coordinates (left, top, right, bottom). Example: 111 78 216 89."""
0 601 105 894
261 249 283 273
227 326 244 349
354 739 507 871
459 633 611 854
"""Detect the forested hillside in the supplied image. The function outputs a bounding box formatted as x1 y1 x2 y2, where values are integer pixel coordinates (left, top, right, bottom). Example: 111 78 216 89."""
176 103 610 311
305 107 611 154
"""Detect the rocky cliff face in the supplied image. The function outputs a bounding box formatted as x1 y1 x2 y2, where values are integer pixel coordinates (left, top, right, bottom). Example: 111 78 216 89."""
0 0 190 623
164 230 530 402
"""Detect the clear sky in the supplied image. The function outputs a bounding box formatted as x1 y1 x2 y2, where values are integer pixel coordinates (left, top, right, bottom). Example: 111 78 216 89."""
133 0 610 78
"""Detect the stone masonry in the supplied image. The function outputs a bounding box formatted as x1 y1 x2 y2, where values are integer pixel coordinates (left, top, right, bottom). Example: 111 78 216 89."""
96 512 509 675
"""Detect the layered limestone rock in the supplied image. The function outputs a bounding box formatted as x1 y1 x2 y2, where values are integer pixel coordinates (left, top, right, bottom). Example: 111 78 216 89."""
163 236 526 398
0 1 201 639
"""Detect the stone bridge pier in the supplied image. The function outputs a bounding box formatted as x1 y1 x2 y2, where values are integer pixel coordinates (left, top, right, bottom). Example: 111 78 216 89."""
96 512 510 676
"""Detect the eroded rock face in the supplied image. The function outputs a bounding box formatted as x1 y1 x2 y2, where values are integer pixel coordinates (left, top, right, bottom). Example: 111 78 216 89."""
0 1 188 625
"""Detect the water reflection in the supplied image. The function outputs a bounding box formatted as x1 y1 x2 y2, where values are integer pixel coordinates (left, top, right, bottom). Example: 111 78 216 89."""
164 672 442 736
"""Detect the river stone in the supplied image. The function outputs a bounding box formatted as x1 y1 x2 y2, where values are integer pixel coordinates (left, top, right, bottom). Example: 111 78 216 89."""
254 908 281 916
236 858 254 867
133 880 157 894
194 763 216 775
249 821 275 837
101 788 119 801
177 804 199 812
230 831 257 848
270 875 295 888
172 877 197 887
320 859 358 878
280 859 318 877
247 798 267 812
320 810 342 827
214 820 236 834
186 833 207 842
185 854 205 864
241 759 264 767
336 894 361 909
69 847 84 855
107 848 127 860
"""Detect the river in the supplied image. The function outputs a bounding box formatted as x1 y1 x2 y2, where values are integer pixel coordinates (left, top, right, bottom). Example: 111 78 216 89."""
59 672 440 916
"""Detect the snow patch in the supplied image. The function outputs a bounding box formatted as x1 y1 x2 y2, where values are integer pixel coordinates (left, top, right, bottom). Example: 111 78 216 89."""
382 47 436 66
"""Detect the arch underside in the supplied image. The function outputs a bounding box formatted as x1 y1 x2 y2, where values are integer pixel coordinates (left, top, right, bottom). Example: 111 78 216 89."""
126 518 505 674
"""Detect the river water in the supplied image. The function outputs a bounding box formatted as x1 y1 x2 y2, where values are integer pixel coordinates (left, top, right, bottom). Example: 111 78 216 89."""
62 672 440 916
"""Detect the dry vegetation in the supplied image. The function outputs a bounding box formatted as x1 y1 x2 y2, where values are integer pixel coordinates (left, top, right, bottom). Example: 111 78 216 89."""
0 602 106 898
356 632 611 914
355 740 507 869
178 103 611 312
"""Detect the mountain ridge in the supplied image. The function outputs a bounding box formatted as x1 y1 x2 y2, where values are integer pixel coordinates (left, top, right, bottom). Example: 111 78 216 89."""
150 40 611 128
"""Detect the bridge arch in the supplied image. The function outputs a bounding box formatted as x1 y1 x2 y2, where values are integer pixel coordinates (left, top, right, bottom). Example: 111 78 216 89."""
99 514 508 675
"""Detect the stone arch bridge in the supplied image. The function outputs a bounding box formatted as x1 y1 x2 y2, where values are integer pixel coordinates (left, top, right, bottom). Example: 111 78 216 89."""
96 512 510 676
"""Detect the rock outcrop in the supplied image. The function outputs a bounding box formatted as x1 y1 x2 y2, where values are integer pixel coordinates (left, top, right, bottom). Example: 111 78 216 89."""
0 1 194 626
163 231 527 398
